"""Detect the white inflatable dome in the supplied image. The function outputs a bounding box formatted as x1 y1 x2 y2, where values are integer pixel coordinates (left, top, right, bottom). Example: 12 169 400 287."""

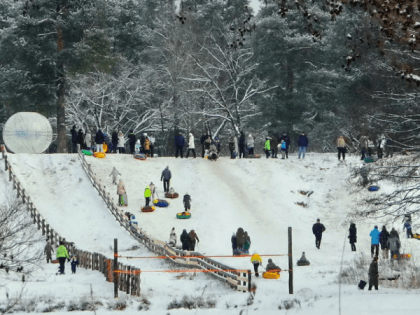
2 112 53 154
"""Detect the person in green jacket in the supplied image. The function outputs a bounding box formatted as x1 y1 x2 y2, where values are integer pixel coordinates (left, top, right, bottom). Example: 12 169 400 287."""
144 186 151 207
56 241 69 275
264 137 271 158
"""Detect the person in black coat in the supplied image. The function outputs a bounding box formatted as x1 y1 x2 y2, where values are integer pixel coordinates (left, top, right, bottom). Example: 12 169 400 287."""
77 129 85 151
70 125 78 153
379 226 390 259
95 129 105 152
200 133 208 158
271 134 279 158
231 233 237 255
348 223 357 251
279 132 291 158
175 132 185 158
128 130 136 154
312 219 326 249
183 193 191 211
180 229 189 250
238 132 246 158
111 131 118 153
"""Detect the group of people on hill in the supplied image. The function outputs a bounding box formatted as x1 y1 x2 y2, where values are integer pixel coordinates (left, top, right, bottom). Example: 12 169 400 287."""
250 253 281 277
70 126 156 156
167 228 200 251
231 228 252 255
359 134 394 160
44 240 78 275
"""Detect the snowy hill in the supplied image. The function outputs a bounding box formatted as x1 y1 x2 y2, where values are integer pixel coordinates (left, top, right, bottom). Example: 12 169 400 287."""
1 152 420 314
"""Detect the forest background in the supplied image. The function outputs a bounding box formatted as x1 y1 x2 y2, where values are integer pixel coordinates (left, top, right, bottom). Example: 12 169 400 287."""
1 0 419 155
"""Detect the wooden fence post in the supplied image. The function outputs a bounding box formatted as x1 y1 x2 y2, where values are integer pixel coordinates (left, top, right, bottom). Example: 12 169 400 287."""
288 227 293 294
114 239 118 298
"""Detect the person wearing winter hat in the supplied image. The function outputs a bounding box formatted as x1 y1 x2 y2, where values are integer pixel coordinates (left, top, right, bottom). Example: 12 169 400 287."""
183 193 191 211
186 133 196 158
250 252 262 277
231 232 237 255
128 130 136 154
135 139 141 154
312 219 326 249
247 134 255 155
70 255 79 274
149 182 156 201
264 137 271 158
144 186 151 207
188 229 200 251
368 256 379 290
370 225 380 257
117 131 125 154
348 223 357 251
298 132 309 159
161 166 172 193
144 136 151 156
266 259 281 272
169 228 177 247
180 229 189 250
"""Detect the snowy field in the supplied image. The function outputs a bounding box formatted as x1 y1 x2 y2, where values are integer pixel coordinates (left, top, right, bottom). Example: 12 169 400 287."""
1 152 419 314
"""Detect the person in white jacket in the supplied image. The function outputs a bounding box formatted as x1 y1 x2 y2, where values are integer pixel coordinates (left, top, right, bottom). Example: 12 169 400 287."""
149 133 156 157
169 228 177 247
186 133 196 158
247 134 255 155
84 131 92 149
117 131 125 154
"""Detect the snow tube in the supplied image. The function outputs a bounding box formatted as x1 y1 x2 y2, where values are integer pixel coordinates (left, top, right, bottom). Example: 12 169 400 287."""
297 260 310 266
263 271 280 279
414 233 420 240
364 158 375 163
93 152 106 158
141 206 156 212
368 186 380 191
51 259 59 264
176 212 191 219
103 143 108 153
153 199 169 207
400 253 411 259
134 153 147 160
82 150 93 156
165 192 179 199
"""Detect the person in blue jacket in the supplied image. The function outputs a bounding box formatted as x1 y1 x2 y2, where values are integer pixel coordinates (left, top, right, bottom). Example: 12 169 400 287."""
370 225 380 257
298 132 309 159
403 221 414 238
175 132 185 158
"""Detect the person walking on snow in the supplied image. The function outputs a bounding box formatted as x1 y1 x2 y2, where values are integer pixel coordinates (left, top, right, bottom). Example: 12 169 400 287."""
180 229 189 250
117 179 128 206
70 256 79 274
250 252 262 277
388 228 401 261
247 134 255 155
264 137 271 158
186 133 196 158
144 186 151 207
298 132 309 159
337 135 346 161
169 228 177 247
368 256 379 290
312 219 326 249
109 167 121 185
370 225 380 257
231 233 237 255
56 241 70 275
188 229 199 251
149 182 156 201
403 221 414 238
183 193 191 211
44 241 54 263
379 226 390 259
348 223 357 251
175 132 185 158
161 166 172 193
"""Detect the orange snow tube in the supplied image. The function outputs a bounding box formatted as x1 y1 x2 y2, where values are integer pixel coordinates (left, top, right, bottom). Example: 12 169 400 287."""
141 206 156 212
94 152 106 158
103 143 108 153
263 271 280 279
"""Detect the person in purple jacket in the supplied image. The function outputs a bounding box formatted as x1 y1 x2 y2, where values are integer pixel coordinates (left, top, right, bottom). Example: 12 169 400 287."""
298 132 309 159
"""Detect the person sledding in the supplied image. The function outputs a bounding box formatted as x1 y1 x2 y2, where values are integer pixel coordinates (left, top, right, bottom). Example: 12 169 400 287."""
250 252 262 277
266 259 281 274
183 193 191 212
207 144 219 161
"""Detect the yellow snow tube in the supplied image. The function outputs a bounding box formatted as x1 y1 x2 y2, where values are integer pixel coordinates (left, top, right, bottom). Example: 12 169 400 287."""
103 143 108 153
94 152 106 159
263 271 280 279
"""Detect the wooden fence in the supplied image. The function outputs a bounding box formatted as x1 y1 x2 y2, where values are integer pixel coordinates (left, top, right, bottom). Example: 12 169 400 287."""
1 146 140 296
78 151 251 292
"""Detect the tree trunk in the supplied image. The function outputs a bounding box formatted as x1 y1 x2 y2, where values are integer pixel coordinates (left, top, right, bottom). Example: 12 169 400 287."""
56 25 67 153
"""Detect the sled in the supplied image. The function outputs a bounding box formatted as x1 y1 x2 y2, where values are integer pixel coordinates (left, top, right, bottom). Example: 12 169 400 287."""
134 153 147 160
176 212 191 219
165 192 179 199
153 199 169 207
82 150 93 156
297 260 310 266
364 158 375 163
368 186 380 192
358 280 367 290
141 206 156 212
414 233 420 240
398 253 411 259
263 271 280 279
51 260 59 264
93 152 106 158
246 154 261 159
103 143 108 153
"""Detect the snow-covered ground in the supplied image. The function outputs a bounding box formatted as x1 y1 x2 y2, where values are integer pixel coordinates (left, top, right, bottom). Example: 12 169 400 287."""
1 152 419 314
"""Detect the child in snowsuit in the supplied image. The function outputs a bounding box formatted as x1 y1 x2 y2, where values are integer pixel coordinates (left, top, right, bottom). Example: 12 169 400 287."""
109 167 121 185
117 180 128 206
183 193 191 211
278 140 287 159
169 228 177 247
144 186 151 207
250 252 262 277
44 241 54 263
70 256 79 274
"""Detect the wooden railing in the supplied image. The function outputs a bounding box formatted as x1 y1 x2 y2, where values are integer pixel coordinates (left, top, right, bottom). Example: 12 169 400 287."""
1 146 140 296
78 151 251 292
